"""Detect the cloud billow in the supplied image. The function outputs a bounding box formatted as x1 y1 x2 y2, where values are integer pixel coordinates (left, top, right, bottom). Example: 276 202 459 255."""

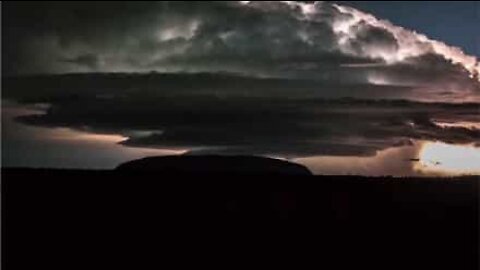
3 1 479 100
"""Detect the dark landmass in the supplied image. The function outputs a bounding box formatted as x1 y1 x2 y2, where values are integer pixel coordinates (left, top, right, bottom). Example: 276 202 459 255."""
2 158 478 269
116 155 312 175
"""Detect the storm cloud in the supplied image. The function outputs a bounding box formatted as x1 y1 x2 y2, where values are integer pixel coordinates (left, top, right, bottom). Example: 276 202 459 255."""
3 1 480 159
5 73 479 158
3 1 479 101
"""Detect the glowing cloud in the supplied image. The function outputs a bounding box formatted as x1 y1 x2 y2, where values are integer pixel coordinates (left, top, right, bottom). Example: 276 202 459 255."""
415 142 480 176
259 1 480 81
332 3 480 81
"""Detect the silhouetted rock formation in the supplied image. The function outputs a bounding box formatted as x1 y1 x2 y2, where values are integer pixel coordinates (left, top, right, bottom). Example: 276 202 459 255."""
116 155 312 175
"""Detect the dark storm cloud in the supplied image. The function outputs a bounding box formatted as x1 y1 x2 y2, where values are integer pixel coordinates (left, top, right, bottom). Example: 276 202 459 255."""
5 74 479 157
63 54 101 70
345 22 399 56
3 1 480 158
3 1 479 98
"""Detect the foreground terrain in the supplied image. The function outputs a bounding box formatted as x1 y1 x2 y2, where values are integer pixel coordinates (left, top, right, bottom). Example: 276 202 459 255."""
2 157 479 269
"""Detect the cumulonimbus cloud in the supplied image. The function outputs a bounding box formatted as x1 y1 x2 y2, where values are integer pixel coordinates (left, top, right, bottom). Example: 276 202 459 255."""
3 1 479 102
3 1 480 158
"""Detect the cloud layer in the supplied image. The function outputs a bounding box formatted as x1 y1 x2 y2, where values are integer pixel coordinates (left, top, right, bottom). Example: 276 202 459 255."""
5 73 479 158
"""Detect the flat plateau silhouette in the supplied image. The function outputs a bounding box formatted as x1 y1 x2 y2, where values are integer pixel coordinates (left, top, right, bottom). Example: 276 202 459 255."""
116 155 313 175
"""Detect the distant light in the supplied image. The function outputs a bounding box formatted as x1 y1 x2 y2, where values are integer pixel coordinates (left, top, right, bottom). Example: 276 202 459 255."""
415 142 480 176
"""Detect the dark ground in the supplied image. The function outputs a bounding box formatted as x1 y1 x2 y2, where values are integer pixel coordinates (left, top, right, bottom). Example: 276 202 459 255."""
2 168 479 269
